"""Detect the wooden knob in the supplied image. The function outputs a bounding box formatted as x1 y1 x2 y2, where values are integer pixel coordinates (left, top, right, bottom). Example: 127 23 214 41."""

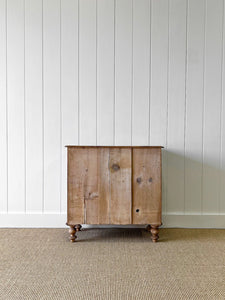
112 164 120 171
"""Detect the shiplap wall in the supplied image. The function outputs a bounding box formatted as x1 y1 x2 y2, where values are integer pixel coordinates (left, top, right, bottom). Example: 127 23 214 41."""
0 0 225 227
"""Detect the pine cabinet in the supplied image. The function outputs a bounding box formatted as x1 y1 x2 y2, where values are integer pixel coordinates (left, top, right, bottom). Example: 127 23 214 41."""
66 146 163 242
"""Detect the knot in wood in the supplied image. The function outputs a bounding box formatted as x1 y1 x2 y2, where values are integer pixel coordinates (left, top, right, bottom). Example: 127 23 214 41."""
111 163 120 171
136 177 142 183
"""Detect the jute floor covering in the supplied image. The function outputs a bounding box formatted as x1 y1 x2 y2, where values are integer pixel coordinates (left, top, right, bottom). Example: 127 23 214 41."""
0 228 224 300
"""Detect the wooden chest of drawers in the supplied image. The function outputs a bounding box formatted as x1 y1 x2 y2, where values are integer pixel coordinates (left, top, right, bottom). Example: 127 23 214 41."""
66 146 163 242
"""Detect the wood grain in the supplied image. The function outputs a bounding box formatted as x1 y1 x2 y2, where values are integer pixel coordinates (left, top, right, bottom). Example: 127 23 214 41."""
132 148 162 224
67 148 110 225
85 148 110 224
67 147 162 227
67 148 86 225
109 148 132 224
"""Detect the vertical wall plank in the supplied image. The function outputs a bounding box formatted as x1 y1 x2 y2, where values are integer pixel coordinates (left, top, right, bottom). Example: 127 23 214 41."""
150 0 169 214
185 0 205 214
166 0 187 213
25 0 43 212
132 0 150 145
221 0 225 214
0 0 7 212
43 0 61 212
79 0 97 145
115 0 132 145
7 0 25 212
150 0 169 146
202 0 223 214
97 0 114 145
61 0 79 213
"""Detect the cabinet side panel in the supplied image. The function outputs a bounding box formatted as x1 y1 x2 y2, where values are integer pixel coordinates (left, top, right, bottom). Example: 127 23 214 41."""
110 148 132 224
86 148 110 224
67 148 87 224
132 148 162 224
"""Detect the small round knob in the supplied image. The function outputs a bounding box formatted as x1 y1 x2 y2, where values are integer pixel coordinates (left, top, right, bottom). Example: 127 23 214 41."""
136 209 139 213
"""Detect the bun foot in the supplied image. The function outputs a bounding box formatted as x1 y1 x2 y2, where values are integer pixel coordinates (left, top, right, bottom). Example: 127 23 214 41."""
150 225 159 243
68 225 77 243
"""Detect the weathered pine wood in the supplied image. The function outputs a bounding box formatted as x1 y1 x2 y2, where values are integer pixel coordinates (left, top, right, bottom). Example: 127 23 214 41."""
150 225 159 243
68 225 76 243
67 146 162 242
132 148 162 225
85 148 110 224
67 148 86 225
109 148 132 224
67 147 111 225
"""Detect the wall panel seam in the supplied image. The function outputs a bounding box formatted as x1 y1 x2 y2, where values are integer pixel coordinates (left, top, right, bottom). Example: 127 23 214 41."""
183 0 189 215
165 0 170 214
24 0 26 213
96 0 98 145
78 0 80 145
113 0 116 146
148 0 152 146
41 0 44 213
131 0 133 146
201 0 207 215
219 0 225 215
5 0 8 213
60 0 62 213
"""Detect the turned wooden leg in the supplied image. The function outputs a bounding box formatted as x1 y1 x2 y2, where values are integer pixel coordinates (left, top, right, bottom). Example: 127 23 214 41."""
75 224 82 232
68 225 77 243
150 225 159 243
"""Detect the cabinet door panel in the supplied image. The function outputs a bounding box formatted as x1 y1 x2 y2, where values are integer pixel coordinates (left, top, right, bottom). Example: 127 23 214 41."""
109 148 132 224
67 147 110 225
132 148 162 224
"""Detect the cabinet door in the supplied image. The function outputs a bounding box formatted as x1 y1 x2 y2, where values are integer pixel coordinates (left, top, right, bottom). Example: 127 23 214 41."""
67 147 110 225
67 147 132 225
132 148 162 224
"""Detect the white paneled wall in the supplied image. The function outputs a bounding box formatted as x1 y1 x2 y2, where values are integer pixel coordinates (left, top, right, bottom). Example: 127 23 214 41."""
0 0 225 228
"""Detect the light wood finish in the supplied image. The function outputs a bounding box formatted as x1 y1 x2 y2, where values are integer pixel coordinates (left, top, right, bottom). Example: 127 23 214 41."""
132 148 162 225
67 148 86 225
150 225 159 243
67 146 162 242
67 148 110 225
68 225 76 243
85 148 111 224
109 148 132 224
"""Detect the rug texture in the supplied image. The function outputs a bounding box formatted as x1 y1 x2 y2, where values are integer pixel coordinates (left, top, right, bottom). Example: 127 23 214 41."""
0 228 224 300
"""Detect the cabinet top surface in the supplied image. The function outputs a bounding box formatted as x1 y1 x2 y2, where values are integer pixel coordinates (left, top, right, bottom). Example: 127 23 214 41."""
65 145 164 148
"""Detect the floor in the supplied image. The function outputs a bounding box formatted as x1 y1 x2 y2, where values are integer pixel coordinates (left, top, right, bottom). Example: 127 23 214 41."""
0 228 225 300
